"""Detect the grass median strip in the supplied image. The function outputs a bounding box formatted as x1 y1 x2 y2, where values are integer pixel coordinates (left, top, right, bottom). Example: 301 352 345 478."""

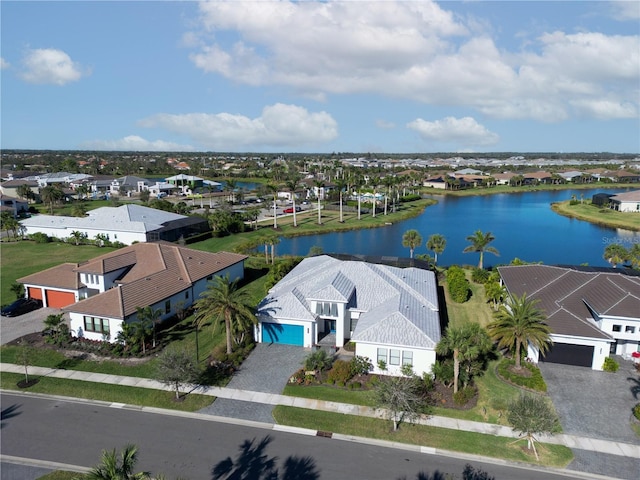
272 405 573 468
1 372 213 412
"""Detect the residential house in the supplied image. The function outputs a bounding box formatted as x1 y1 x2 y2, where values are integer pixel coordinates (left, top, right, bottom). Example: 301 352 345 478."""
20 204 209 245
498 264 640 369
0 179 39 200
18 242 247 342
0 194 29 218
609 190 640 212
255 255 441 377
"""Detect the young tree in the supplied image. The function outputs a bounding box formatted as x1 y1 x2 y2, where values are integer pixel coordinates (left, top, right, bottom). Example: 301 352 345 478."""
40 185 64 214
69 230 88 246
487 293 551 369
402 229 423 259
426 234 447 266
71 203 88 217
155 347 200 400
463 230 500 269
85 444 151 480
43 313 69 346
139 189 150 204
194 275 256 355
507 394 559 461
17 344 37 387
10 282 24 300
135 306 162 349
485 281 506 311
374 374 425 431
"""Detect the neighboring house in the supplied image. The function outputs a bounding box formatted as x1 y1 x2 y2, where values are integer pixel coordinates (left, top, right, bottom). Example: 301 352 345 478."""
609 190 640 212
498 264 640 370
18 242 247 342
255 255 441 377
0 194 29 218
0 179 40 200
20 204 209 245
423 175 448 189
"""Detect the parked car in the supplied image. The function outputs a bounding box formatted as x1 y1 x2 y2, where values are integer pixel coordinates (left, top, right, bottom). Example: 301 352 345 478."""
283 206 302 213
1 298 43 317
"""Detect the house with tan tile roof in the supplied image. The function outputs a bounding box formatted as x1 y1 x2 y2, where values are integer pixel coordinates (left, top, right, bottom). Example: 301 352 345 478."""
256 255 441 377
498 264 640 369
609 189 640 212
19 242 247 342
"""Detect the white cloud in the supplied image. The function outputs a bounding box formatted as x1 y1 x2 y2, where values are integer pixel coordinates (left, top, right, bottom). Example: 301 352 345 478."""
187 1 638 122
20 48 87 85
376 120 396 130
82 136 194 152
407 116 499 147
609 1 640 21
0 57 10 69
138 103 338 150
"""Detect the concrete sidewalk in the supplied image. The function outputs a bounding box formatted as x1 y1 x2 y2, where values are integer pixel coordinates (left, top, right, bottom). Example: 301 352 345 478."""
2 362 639 460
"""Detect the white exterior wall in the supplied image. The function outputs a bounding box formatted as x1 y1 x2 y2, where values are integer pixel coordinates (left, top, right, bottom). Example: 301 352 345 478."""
69 311 123 342
310 299 347 347
22 224 147 245
600 317 640 346
355 342 435 377
616 200 640 212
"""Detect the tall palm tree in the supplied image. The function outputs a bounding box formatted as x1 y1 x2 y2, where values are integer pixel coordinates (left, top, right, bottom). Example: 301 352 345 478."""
402 229 423 259
16 183 34 204
86 444 150 480
333 177 346 223
313 179 324 225
487 293 552 369
463 230 500 269
40 185 64 214
194 275 256 355
284 176 301 227
426 234 446 266
266 182 279 229
136 306 162 348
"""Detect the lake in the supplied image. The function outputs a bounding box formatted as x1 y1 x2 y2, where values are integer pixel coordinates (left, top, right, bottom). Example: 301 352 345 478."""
276 188 640 268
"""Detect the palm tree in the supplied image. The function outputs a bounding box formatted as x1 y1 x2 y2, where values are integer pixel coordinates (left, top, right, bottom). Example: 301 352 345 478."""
194 275 256 355
266 182 279 229
16 183 34 204
487 293 552 369
69 230 87 246
402 229 423 259
313 179 324 225
136 306 162 348
284 176 301 227
603 243 628 268
463 230 500 269
426 234 446 266
85 444 150 480
334 177 346 223
40 185 64 214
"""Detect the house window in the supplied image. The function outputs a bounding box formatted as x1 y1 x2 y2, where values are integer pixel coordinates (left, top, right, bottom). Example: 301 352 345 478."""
165 300 171 314
185 291 189 299
207 275 213 281
330 303 338 317
377 348 387 364
612 324 622 332
324 302 331 315
84 316 110 334
316 302 322 315
389 349 400 366
349 318 358 332
402 351 413 366
625 326 635 333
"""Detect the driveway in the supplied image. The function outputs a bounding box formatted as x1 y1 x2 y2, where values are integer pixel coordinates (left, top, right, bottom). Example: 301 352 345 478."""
539 359 640 480
199 343 310 422
1 307 62 345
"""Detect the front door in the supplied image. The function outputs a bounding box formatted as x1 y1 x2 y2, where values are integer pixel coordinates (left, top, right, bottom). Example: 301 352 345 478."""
325 319 336 333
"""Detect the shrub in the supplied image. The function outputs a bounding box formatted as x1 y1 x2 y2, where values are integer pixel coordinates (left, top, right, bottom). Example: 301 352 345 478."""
471 267 490 284
29 232 51 243
497 359 547 392
327 360 353 385
634 403 640 421
446 265 470 303
349 355 373 377
602 357 619 372
399 194 421 203
343 341 356 352
431 359 454 388
348 381 362 390
453 386 476 406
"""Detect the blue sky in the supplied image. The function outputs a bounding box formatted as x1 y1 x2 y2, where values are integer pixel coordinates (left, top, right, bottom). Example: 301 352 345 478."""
2 1 639 153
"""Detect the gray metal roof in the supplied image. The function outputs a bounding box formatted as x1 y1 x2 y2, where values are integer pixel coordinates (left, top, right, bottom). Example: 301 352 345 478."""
257 255 441 348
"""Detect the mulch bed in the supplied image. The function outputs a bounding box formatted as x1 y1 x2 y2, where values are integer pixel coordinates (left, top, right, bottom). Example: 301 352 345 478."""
430 382 478 410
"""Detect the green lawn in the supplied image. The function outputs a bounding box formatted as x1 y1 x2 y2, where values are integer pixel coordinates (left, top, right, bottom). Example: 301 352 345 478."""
442 272 495 328
272 406 573 468
0 241 119 305
552 200 640 232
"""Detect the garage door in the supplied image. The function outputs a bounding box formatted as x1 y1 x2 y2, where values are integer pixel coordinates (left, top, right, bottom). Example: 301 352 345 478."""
28 287 43 301
541 343 594 367
262 322 304 346
45 290 76 308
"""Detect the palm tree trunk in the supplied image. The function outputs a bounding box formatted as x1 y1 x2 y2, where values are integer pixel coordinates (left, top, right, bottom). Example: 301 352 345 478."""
225 316 233 354
339 192 343 222
453 349 459 394
515 339 522 369
478 251 484 270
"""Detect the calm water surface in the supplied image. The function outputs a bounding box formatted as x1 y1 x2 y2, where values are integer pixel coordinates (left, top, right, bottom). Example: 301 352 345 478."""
276 189 640 267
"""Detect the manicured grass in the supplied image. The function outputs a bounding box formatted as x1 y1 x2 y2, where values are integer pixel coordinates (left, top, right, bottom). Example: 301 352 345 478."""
552 200 640 232
442 272 495 328
0 241 118 305
272 406 573 468
1 372 213 411
427 182 635 198
283 383 376 406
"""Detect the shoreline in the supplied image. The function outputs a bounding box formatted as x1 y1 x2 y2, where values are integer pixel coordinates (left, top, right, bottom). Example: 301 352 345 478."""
550 200 640 232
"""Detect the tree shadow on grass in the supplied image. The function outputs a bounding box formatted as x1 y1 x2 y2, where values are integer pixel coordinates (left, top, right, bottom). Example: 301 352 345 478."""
211 435 319 480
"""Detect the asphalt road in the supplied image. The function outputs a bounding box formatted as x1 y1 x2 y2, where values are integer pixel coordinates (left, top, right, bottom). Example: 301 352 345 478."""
1 392 598 480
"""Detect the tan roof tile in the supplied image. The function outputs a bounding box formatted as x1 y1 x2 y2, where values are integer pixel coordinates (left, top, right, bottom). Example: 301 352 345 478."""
18 263 84 290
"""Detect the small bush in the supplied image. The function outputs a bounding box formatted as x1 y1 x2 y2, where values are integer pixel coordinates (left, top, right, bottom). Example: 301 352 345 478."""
399 194 421 203
327 360 353 385
348 381 362 390
453 386 476 406
634 403 640 421
29 232 51 243
471 268 490 284
446 265 470 303
349 355 373 377
342 341 356 352
497 359 547 392
602 357 619 372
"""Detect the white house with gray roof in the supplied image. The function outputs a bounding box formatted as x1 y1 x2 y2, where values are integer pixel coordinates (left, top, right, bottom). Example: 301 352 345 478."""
255 255 441 376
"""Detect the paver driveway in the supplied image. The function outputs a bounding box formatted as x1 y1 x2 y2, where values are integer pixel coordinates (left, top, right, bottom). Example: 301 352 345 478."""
1 307 61 345
199 343 310 422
